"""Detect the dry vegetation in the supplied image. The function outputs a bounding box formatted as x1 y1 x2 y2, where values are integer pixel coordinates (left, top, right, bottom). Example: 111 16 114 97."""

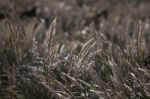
0 0 150 99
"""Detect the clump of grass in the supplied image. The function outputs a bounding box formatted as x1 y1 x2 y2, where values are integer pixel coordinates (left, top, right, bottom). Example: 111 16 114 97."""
0 3 150 99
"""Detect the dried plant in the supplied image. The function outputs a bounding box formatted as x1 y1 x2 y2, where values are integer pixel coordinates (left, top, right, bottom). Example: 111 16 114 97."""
0 0 150 99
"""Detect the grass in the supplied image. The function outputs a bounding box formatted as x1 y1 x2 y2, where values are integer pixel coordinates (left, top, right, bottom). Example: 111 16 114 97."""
0 1 150 99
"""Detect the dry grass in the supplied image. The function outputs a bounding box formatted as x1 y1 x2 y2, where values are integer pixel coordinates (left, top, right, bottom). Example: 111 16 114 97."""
0 0 150 99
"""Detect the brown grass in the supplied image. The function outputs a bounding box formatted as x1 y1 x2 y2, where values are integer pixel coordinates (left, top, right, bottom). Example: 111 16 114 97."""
0 0 150 99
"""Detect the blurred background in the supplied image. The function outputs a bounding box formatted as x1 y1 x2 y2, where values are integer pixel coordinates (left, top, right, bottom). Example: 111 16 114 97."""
0 0 150 50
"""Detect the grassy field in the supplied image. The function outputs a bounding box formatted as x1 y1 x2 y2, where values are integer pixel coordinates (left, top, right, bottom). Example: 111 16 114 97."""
0 0 150 99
